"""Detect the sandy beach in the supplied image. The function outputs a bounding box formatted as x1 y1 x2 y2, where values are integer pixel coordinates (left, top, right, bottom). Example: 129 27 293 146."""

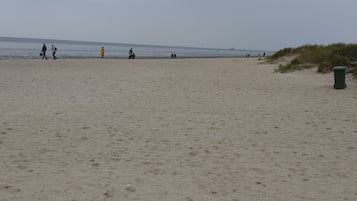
0 58 356 201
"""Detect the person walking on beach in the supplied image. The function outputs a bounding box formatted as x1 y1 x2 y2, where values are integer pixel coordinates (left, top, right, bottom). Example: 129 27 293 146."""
51 44 57 60
128 48 135 59
100 47 105 59
41 43 48 60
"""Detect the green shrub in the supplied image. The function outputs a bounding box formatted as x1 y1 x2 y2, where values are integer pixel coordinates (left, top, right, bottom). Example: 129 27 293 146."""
329 54 349 66
271 43 357 76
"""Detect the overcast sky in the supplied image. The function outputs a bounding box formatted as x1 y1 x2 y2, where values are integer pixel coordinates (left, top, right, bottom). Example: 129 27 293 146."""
1 0 356 50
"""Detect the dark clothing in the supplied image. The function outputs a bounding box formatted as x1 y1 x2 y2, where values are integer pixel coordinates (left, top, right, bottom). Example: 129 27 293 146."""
41 44 48 60
52 45 57 59
128 48 135 59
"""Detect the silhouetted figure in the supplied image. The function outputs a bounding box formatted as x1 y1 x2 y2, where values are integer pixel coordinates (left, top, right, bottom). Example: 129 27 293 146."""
128 48 135 59
51 44 57 59
41 43 48 60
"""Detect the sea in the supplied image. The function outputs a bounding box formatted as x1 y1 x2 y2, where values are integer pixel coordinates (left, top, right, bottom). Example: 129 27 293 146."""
0 37 272 59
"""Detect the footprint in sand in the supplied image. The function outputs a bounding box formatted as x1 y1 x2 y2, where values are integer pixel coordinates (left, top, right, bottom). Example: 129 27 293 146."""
185 197 194 201
146 168 163 175
103 189 115 198
1 185 21 193
90 159 100 167
125 184 136 192
255 181 267 187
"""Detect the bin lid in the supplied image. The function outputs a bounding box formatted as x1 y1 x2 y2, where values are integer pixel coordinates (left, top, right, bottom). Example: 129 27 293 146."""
333 66 345 71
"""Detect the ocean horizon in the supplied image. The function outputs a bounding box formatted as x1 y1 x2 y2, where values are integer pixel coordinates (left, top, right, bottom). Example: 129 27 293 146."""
0 37 273 59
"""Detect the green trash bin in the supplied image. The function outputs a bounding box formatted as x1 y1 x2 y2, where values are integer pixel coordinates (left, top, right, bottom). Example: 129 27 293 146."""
333 66 346 89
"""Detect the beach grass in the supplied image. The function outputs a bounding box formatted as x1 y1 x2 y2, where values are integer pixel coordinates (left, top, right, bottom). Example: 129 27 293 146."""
269 44 357 76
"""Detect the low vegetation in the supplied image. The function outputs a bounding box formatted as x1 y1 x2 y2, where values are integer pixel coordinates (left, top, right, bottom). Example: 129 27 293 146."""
268 44 357 78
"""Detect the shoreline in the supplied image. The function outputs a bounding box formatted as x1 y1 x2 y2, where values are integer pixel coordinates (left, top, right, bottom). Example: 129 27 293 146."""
0 55 264 60
0 37 272 61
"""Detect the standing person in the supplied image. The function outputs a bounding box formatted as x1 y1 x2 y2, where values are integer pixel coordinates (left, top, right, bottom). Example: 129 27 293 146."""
100 47 105 59
41 43 48 60
51 44 57 59
128 48 135 59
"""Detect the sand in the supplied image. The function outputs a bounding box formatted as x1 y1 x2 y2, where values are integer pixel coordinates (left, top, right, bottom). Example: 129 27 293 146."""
0 58 356 201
